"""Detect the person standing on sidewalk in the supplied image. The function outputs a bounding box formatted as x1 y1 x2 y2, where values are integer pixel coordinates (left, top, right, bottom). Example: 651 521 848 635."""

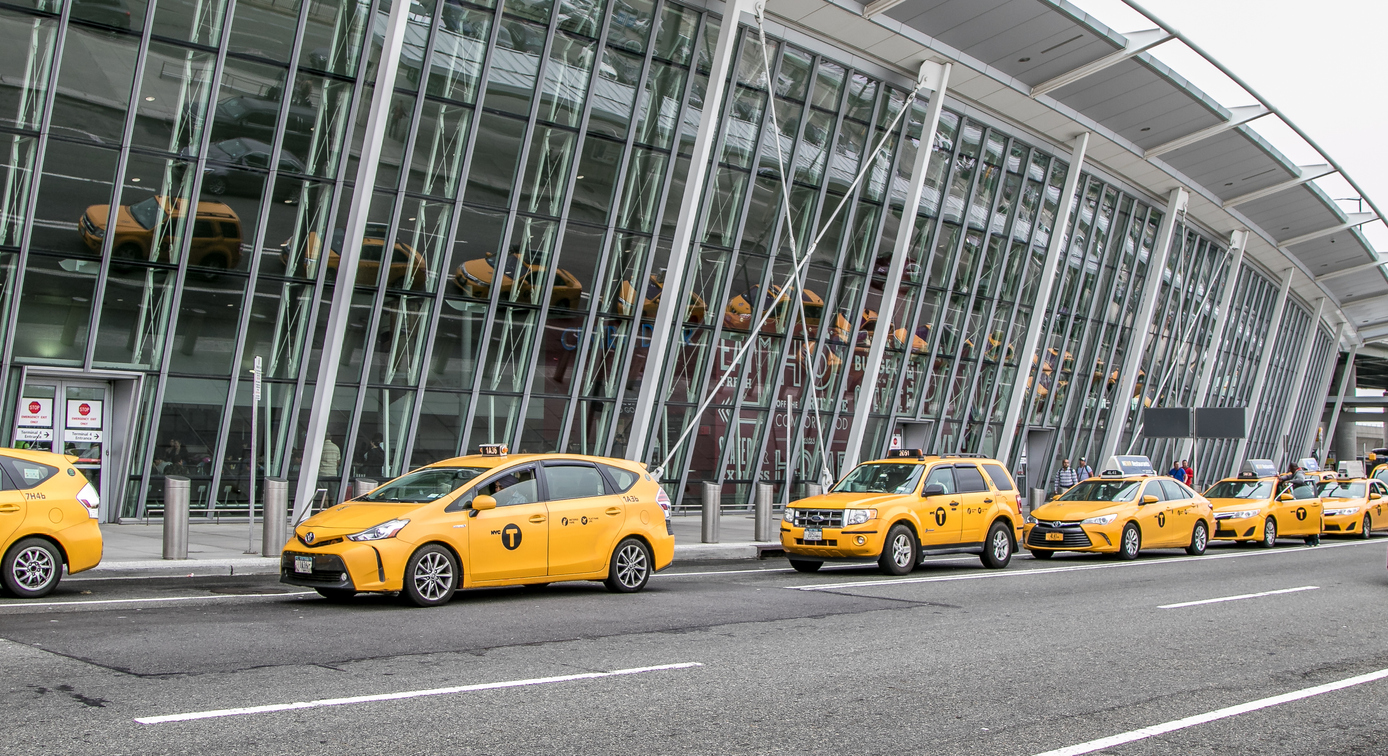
1053 459 1078 495
1075 457 1094 481
1182 459 1195 488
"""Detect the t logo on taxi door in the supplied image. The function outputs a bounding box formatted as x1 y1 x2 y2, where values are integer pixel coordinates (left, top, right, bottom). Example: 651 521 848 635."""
1156 512 1166 527
1296 507 1308 521
934 508 947 527
501 523 523 550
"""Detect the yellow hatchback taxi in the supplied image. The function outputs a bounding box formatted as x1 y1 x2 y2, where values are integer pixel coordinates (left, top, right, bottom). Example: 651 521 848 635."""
1206 460 1323 547
0 448 102 598
1024 456 1213 560
1318 476 1386 539
781 451 1024 575
280 446 673 606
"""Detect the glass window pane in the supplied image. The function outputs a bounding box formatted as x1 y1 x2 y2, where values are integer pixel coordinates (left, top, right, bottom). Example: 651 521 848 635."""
151 378 229 511
568 135 622 225
539 33 595 128
300 0 372 77
0 135 38 248
168 274 248 374
447 205 508 300
517 395 567 452
652 3 697 65
518 126 577 217
91 265 173 367
634 60 686 149
429 3 492 103
429 299 486 388
113 153 201 267
71 0 146 30
208 60 291 161
150 0 228 46
370 294 432 385
354 387 416 478
406 101 473 198
229 0 299 61
49 26 139 145
13 253 98 364
0 9 58 131
556 0 604 37
411 390 467 466
480 307 539 392
485 18 545 114
606 0 653 53
133 43 216 156
295 74 356 179
241 276 314 378
265 177 335 280
588 47 639 139
463 111 524 208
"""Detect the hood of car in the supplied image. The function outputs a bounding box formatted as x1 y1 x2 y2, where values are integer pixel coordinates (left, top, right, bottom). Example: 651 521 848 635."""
295 502 421 535
1031 501 1132 522
1209 498 1271 512
789 492 911 510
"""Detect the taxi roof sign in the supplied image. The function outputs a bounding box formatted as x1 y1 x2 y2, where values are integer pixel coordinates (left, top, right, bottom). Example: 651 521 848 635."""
1238 459 1278 478
478 443 509 456
1297 457 1320 472
1101 455 1155 477
887 448 925 460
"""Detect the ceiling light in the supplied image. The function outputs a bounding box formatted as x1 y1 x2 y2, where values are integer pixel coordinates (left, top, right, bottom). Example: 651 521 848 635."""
144 96 155 101
131 177 141 182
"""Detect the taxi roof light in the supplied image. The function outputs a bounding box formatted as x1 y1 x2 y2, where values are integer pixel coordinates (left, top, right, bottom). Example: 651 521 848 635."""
1238 459 1278 478
1102 455 1155 477
888 448 926 461
478 443 508 457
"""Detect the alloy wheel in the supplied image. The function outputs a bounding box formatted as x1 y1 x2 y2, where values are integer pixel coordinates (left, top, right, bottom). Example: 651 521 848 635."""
991 529 1010 561
614 543 649 589
12 546 56 591
412 551 453 601
891 534 913 568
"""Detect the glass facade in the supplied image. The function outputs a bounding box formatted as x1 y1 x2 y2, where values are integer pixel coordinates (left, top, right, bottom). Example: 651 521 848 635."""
0 0 1340 517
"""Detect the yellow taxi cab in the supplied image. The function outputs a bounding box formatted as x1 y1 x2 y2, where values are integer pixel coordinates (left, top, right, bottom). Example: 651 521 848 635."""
1318 475 1386 538
1298 457 1337 484
780 451 1024 575
280 446 673 606
1367 449 1388 487
0 448 102 598
1205 460 1323 547
1023 456 1213 560
79 196 243 271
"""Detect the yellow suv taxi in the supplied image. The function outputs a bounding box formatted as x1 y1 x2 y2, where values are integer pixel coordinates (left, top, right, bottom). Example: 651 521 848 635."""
0 448 102 598
1024 456 1213 560
1318 476 1385 538
1206 460 1323 547
79 196 243 272
780 451 1023 575
280 447 673 606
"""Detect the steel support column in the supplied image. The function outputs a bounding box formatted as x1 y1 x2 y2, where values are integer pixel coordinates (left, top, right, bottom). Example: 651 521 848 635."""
1321 340 1360 466
996 132 1089 468
841 60 952 471
1272 297 1325 462
1099 186 1189 462
1229 268 1294 475
1178 229 1247 461
292 0 413 513
1298 320 1345 462
626 0 754 461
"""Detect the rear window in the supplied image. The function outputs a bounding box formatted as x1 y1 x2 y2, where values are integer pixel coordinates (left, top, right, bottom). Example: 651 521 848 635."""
1 457 58 489
982 463 1015 491
600 463 639 493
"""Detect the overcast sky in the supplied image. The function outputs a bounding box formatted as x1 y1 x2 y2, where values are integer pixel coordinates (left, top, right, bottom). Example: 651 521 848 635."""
1068 0 1388 249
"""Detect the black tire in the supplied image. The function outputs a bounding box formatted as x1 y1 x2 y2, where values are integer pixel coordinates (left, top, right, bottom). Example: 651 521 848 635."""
203 175 227 195
401 544 457 607
1029 548 1055 560
877 523 917 576
115 242 144 262
1260 517 1277 549
194 254 229 281
1117 523 1140 560
315 587 355 602
2 537 63 599
789 559 823 573
1186 520 1209 556
1361 514 1373 540
980 521 1013 569
604 537 652 593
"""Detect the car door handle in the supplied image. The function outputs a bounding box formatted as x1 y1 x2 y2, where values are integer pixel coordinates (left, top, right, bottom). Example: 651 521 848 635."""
0 504 17 513
949 501 960 507
605 507 622 516
529 515 546 523
983 498 993 504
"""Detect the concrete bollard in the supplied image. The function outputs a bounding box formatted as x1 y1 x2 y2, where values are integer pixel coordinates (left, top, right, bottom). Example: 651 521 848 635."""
754 483 773 542
162 475 190 560
262 478 288 557
806 483 823 498
701 481 720 543
353 479 378 498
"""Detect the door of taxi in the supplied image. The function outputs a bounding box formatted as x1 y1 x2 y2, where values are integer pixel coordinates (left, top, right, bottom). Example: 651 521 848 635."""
465 465 549 582
919 465 963 547
0 466 25 546
1284 479 1320 536
542 461 625 576
1158 479 1198 542
1133 480 1176 547
952 464 994 544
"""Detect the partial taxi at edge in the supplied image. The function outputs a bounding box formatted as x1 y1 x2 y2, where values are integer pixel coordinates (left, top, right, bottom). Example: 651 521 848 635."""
280 452 674 606
0 448 102 598
1318 477 1387 538
1025 472 1213 559
1206 474 1322 547
780 453 1024 575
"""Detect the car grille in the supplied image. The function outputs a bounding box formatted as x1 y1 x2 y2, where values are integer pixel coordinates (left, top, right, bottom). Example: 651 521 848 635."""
281 552 349 584
793 509 843 528
1027 524 1092 548
796 538 838 546
297 535 344 548
1215 526 1237 537
1326 524 1340 531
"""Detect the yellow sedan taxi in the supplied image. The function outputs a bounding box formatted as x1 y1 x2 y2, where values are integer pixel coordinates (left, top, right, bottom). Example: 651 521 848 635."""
1206 460 1324 547
1024 456 1213 560
780 451 1024 575
1 448 102 598
1318 476 1386 539
280 446 673 606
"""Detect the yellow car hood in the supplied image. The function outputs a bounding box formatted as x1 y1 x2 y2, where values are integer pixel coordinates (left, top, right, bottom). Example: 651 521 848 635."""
792 492 910 510
1209 498 1270 512
296 502 422 535
1031 500 1131 521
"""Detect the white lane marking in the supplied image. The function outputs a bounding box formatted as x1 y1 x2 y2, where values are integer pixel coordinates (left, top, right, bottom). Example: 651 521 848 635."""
0 592 314 610
791 539 1377 591
656 558 974 579
135 662 703 724
1031 666 1388 756
1159 585 1320 609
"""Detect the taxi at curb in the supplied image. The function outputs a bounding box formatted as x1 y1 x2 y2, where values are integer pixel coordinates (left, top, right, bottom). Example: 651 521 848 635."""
780 451 1024 575
1 448 102 598
1205 460 1322 547
280 446 673 606
1024 456 1213 560
1317 475 1386 538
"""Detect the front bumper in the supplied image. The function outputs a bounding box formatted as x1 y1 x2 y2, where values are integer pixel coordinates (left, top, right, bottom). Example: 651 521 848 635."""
279 538 407 592
1023 522 1118 553
1322 511 1364 533
780 523 883 559
1212 515 1263 541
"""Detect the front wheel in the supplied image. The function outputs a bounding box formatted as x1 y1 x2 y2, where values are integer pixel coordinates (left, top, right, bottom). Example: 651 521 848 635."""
877 523 917 576
1260 517 1277 549
401 544 458 607
1361 514 1373 540
604 537 652 593
1186 520 1209 556
980 522 1013 569
1117 523 1140 560
789 559 823 573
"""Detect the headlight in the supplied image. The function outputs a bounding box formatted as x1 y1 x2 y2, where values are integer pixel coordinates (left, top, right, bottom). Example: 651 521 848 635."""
1324 507 1359 517
783 507 796 522
1023 513 1037 524
1219 509 1262 520
1081 514 1116 525
347 518 409 541
843 508 877 526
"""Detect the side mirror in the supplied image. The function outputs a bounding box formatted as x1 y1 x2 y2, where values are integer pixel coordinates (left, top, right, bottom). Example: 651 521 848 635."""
1141 495 1158 505
1371 492 1382 500
472 494 497 511
1277 493 1293 502
923 483 946 497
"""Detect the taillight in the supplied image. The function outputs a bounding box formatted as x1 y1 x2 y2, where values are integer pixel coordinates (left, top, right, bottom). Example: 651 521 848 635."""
76 483 100 519
656 488 671 519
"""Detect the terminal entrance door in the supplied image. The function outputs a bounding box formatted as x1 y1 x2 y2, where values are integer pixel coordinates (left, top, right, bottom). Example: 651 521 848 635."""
14 379 111 519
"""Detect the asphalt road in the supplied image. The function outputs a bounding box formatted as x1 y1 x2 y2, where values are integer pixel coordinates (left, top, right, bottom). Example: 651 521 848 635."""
3 537 1388 755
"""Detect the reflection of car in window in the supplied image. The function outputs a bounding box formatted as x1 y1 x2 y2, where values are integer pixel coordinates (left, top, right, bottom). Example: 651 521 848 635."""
283 226 427 289
78 196 243 276
452 251 584 308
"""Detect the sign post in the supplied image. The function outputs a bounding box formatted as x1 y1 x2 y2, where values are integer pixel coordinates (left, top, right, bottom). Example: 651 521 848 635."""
246 357 263 554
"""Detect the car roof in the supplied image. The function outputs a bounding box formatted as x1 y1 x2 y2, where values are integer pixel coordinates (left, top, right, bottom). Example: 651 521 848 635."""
426 453 646 472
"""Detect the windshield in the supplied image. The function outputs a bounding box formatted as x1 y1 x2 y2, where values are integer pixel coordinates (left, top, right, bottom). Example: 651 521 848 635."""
1317 481 1365 499
1058 480 1142 502
127 197 165 230
1204 480 1273 500
831 463 924 494
357 466 488 503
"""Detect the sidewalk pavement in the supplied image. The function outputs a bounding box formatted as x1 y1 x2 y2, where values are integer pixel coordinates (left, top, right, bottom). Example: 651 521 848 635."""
78 513 787 579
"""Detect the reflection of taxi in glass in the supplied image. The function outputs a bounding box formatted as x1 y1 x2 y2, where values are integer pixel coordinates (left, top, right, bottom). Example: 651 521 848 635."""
1 449 102 598
780 451 1023 575
723 285 824 332
614 275 706 321
1206 461 1322 547
454 252 583 308
280 447 673 606
285 226 427 289
1318 477 1386 538
1024 456 1213 560
79 196 243 272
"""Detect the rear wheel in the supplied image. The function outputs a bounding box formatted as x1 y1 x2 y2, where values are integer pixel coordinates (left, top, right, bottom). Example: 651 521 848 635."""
603 537 652 593
1260 517 1277 549
980 521 1012 569
2 538 63 599
203 175 227 195
1117 524 1140 560
877 523 917 576
401 544 457 607
788 559 823 573
1186 520 1209 556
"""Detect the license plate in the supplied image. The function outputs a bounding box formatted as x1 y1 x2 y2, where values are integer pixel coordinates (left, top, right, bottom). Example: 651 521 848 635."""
803 528 823 541
294 556 313 574
1045 532 1065 541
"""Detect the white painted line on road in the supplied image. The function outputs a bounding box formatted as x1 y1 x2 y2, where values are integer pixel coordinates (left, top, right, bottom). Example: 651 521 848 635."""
791 539 1378 591
657 558 974 578
135 662 703 725
1031 666 1388 756
0 591 314 610
1159 585 1319 609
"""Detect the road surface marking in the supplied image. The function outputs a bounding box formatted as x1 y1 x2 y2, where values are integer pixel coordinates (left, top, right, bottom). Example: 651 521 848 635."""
1159 585 1319 609
0 591 314 610
135 662 703 724
791 539 1376 591
1031 666 1388 756
657 558 973 578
